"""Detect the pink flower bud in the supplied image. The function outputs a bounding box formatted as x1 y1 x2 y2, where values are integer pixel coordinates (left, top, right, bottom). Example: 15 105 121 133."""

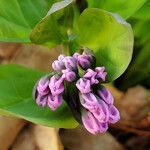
37 76 50 96
47 94 63 111
73 52 80 61
82 110 100 134
52 60 65 71
95 67 107 81
97 88 114 105
108 105 120 124
58 54 66 61
83 69 99 84
98 123 108 133
49 75 64 96
82 109 108 134
36 95 47 107
76 78 91 93
92 99 110 123
63 56 77 70
80 93 110 123
79 93 98 110
77 54 92 69
62 69 76 82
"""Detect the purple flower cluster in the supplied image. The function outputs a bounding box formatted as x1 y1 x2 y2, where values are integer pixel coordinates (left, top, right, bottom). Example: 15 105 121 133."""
34 50 120 135
74 54 120 134
80 89 120 134
35 54 78 111
35 75 64 111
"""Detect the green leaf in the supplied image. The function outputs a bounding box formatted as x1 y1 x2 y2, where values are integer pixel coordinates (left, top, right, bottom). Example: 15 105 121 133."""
133 1 150 20
117 43 150 89
76 8 133 81
0 0 55 43
87 0 147 19
30 0 74 47
0 64 78 128
133 20 150 44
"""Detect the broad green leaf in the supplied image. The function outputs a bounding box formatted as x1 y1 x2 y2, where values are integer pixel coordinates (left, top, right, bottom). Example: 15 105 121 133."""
30 0 74 47
76 8 133 81
87 0 147 19
0 0 55 43
133 20 150 44
116 43 150 90
0 64 78 128
133 1 150 20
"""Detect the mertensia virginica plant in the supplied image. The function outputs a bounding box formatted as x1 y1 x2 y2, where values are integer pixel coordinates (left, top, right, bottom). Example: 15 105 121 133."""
0 0 142 133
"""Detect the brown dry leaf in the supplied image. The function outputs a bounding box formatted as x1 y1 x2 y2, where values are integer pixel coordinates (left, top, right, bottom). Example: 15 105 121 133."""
2 44 61 71
0 42 21 58
120 86 150 121
11 126 36 150
108 85 150 135
59 126 124 150
0 116 26 150
11 124 63 150
31 125 63 150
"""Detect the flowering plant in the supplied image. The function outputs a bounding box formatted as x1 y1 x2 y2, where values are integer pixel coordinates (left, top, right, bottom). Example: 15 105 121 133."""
2 0 147 134
34 50 120 134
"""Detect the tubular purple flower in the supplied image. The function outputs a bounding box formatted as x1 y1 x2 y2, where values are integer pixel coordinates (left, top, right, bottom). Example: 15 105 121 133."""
80 93 110 123
52 60 65 71
82 109 100 134
76 78 91 93
95 67 107 81
73 52 80 61
82 51 93 61
49 75 64 96
47 94 63 111
37 76 50 96
58 54 66 61
79 93 98 110
83 69 99 84
98 123 108 133
77 54 92 69
108 105 120 124
82 109 108 134
62 69 76 82
36 94 47 107
97 88 114 105
63 56 77 71
92 99 110 123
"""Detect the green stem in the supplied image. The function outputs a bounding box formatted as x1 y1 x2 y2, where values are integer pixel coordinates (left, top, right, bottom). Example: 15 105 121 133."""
63 43 71 55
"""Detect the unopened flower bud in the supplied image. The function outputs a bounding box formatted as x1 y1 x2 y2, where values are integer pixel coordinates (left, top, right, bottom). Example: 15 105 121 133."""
58 54 66 61
37 76 50 96
108 105 120 124
92 99 109 123
73 52 80 61
82 109 100 134
97 87 114 105
82 109 108 134
79 93 98 110
47 94 63 111
76 78 91 93
49 75 64 96
62 69 76 82
36 95 47 107
95 67 107 81
77 54 92 70
63 56 77 71
52 60 65 71
83 69 99 84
